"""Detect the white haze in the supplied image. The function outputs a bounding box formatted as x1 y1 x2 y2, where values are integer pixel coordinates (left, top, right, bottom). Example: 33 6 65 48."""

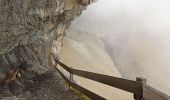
70 0 170 95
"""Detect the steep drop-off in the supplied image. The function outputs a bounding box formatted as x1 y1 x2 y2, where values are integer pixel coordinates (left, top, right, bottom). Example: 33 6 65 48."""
66 0 170 96
59 26 133 100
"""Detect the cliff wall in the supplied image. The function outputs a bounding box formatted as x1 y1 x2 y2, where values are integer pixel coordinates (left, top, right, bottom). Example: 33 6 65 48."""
0 0 94 83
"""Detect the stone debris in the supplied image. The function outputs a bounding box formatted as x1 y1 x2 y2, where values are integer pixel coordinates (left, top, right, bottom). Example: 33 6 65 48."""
0 71 83 100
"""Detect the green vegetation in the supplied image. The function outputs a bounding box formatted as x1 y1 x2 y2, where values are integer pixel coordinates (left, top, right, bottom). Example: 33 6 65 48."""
64 82 91 100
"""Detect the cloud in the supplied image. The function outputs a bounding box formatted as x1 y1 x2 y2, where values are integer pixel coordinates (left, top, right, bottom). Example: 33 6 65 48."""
71 0 170 95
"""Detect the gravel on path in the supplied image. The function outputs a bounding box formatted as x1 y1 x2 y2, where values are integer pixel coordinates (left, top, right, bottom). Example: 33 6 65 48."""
0 70 87 100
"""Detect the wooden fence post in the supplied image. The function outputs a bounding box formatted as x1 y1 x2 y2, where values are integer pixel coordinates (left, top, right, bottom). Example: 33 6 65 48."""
134 77 146 100
69 67 73 90
69 73 72 90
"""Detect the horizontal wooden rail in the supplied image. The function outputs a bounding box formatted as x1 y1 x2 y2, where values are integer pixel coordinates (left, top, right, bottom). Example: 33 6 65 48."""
55 59 71 73
72 68 142 95
54 58 170 100
54 66 106 100
55 58 142 95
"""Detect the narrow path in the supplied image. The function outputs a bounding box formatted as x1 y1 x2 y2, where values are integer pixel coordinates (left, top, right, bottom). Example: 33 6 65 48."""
0 71 84 100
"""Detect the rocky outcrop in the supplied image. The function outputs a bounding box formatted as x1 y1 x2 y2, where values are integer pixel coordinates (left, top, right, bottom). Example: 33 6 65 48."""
0 0 94 83
78 0 96 6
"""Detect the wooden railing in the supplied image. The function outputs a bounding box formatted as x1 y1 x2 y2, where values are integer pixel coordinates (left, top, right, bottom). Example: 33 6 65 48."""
53 58 170 100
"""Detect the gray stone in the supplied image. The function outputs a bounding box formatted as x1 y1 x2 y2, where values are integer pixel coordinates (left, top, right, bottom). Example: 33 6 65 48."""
0 0 91 80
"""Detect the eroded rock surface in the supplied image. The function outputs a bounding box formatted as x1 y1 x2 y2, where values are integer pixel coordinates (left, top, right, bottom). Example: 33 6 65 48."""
0 0 94 99
0 0 92 81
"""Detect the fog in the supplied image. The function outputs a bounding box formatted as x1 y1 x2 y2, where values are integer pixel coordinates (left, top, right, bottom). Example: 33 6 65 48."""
70 0 170 95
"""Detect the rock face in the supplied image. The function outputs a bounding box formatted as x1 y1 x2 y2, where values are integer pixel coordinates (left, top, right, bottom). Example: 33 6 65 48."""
0 0 94 83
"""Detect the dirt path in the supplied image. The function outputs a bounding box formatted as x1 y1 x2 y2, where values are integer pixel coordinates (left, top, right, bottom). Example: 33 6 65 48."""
0 71 84 100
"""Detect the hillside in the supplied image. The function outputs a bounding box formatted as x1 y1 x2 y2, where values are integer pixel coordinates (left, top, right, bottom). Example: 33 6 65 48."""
63 0 170 96
59 28 133 100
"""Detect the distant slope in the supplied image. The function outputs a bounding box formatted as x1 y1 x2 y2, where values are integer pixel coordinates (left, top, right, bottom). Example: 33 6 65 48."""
61 0 170 96
103 33 170 95
59 28 133 100
60 28 119 75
